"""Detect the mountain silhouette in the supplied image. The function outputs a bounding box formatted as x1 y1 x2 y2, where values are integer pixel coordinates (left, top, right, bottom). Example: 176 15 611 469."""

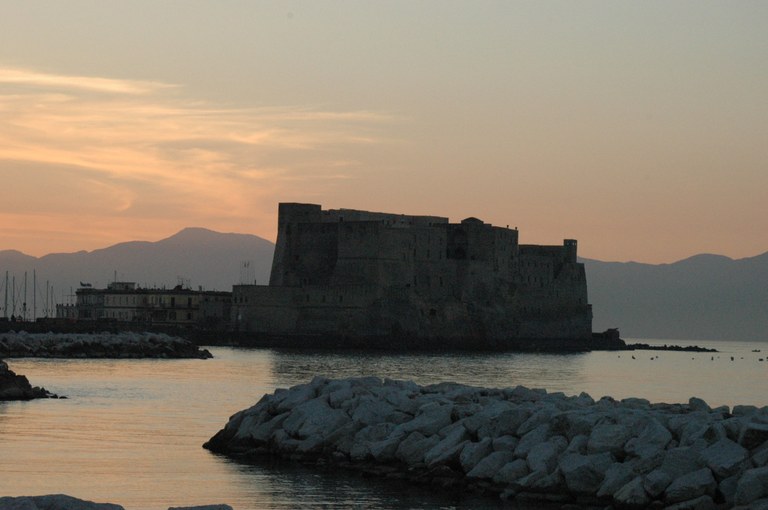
2 231 765 341
583 251 768 342
0 228 274 317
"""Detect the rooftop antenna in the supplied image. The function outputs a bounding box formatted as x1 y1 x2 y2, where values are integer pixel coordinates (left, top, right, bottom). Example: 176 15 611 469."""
240 260 255 285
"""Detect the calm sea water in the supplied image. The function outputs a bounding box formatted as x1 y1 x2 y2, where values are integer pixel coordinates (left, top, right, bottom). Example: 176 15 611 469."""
1 339 767 509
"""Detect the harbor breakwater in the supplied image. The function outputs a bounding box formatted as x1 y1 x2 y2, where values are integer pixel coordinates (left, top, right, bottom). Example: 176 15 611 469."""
205 377 768 509
0 331 212 359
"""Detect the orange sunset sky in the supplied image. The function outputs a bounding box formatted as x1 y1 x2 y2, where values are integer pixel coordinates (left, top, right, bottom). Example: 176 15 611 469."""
1 2 767 263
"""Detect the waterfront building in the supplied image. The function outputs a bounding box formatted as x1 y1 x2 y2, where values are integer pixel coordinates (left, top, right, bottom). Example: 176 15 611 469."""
67 281 231 327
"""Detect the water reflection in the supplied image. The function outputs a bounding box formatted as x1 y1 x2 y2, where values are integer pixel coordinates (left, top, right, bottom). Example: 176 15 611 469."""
269 349 589 392
214 453 509 509
3 340 768 509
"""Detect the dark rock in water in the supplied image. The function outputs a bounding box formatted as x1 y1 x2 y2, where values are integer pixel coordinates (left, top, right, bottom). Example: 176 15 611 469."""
0 331 212 359
628 343 718 353
0 494 123 509
205 376 768 509
0 495 234 510
0 359 57 400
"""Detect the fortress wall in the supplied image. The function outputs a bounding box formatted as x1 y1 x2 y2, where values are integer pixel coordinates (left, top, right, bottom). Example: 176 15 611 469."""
278 222 339 286
293 285 382 336
231 285 298 333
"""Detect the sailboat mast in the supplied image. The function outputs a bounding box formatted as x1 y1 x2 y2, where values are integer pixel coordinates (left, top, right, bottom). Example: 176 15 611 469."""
23 271 28 321
33 270 37 321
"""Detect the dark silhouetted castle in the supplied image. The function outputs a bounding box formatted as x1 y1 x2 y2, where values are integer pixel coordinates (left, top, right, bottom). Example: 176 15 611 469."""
232 203 592 348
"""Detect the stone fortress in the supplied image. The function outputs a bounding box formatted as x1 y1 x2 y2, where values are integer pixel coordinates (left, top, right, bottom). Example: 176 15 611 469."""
232 203 592 348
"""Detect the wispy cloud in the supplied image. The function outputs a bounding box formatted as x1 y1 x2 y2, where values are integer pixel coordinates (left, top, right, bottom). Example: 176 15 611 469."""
0 67 175 95
0 66 399 253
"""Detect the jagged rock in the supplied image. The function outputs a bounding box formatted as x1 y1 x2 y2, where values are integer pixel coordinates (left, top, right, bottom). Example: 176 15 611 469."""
459 437 494 472
491 435 518 452
526 436 567 474
644 468 673 498
492 459 529 484
587 422 632 456
0 495 124 510
514 423 550 458
596 461 636 499
423 425 468 467
0 359 56 400
665 495 716 510
700 439 749 479
281 397 349 442
625 418 672 458
738 421 768 450
394 431 439 465
516 406 557 435
658 447 705 480
466 451 516 479
204 377 768 509
734 466 768 505
558 452 613 494
733 405 760 417
0 331 211 359
664 467 717 504
614 476 652 508
476 406 531 438
689 397 712 413
513 469 563 492
564 434 588 455
393 401 452 437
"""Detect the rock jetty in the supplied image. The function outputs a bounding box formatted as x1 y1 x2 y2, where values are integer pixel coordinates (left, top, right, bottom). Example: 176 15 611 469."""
0 331 212 359
0 495 232 510
205 376 768 509
0 359 57 400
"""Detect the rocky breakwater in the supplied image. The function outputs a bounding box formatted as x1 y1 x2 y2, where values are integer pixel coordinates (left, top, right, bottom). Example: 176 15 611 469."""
0 331 212 359
0 359 57 400
205 377 768 509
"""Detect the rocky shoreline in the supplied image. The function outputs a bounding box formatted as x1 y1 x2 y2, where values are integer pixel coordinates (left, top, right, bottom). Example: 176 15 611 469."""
0 495 232 510
0 359 58 400
0 331 212 359
205 376 768 509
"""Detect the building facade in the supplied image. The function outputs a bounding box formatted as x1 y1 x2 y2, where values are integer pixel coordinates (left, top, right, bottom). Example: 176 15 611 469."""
232 203 592 347
70 282 231 327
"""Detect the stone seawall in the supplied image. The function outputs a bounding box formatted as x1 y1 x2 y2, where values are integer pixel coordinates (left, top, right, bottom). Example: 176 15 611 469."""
0 331 212 359
205 377 768 509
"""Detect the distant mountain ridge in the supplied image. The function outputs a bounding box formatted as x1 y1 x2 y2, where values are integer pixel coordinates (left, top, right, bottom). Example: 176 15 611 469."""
2 231 765 341
0 228 275 318
583 251 768 342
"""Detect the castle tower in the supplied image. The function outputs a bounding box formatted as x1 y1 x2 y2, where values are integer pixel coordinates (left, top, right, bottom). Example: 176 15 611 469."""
269 203 322 286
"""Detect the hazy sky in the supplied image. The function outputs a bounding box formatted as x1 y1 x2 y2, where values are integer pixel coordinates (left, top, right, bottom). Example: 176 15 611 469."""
1 2 766 263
